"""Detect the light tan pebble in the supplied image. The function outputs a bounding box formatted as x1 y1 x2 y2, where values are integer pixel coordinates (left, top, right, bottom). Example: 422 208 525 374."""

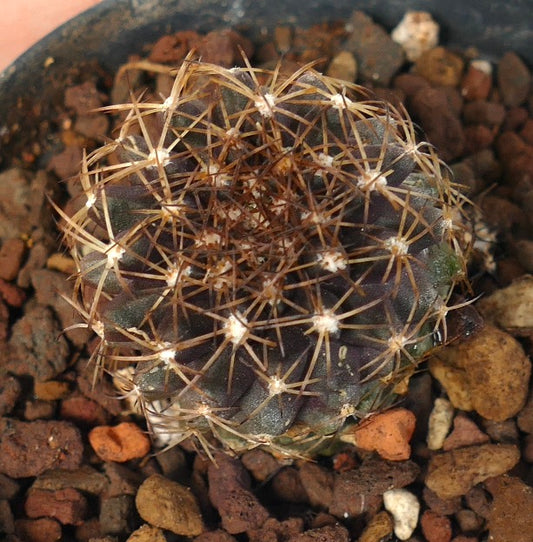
383 488 420 540
391 11 439 61
414 46 464 86
126 523 167 542
429 324 531 421
273 26 292 54
427 398 454 450
135 474 204 536
89 422 151 462
33 380 70 401
358 510 394 542
326 51 357 82
46 253 77 275
476 275 533 333
425 443 520 499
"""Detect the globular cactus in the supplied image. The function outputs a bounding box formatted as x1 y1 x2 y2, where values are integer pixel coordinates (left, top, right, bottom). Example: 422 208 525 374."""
60 59 470 458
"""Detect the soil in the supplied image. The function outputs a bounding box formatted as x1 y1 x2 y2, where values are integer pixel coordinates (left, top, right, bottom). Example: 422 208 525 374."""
0 10 532 542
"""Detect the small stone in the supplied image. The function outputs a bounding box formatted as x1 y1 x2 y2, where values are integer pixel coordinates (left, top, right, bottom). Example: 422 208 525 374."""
148 31 202 64
517 391 533 434
31 465 108 494
0 499 14 535
0 238 26 281
60 395 110 427
462 100 506 126
89 422 151 462
0 278 26 307
46 253 77 275
429 325 531 421
64 81 106 114
126 524 167 542
330 456 419 518
464 486 492 519
345 408 416 460
103 462 143 498
425 443 520 499
0 474 20 500
0 374 21 416
414 46 464 86
391 11 439 62
420 510 452 542
383 488 420 540
6 305 69 380
485 476 533 542
454 509 484 533
100 494 134 535
427 398 454 450
326 51 357 82
270 467 308 504
497 51 532 107
273 26 293 54
409 87 465 161
208 455 269 534
194 530 238 542
463 124 496 154
461 60 493 100
197 29 254 67
15 518 62 542
25 487 88 525
240 449 281 483
33 380 70 401
288 524 350 542
358 510 394 542
423 487 461 516
135 474 204 536
481 418 519 443
345 11 405 85
299 462 335 509
442 415 489 451
0 419 83 478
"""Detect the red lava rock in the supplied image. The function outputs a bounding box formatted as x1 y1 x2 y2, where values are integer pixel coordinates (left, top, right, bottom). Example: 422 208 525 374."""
461 61 492 100
15 517 62 542
89 422 151 462
64 81 106 114
240 449 281 482
270 467 308 504
6 305 69 380
442 414 490 451
47 144 84 179
208 454 269 534
103 462 144 498
0 238 26 281
197 29 254 67
393 72 430 98
329 456 419 518
31 465 108 495
288 524 350 542
0 298 8 341
463 100 506 126
420 510 452 542
423 487 462 516
519 118 533 145
497 51 532 107
60 395 110 427
299 462 335 509
410 86 465 161
0 374 21 416
194 530 238 542
0 419 83 478
463 124 495 154
502 106 529 131
149 31 202 63
0 474 20 500
345 11 405 85
350 408 416 460
248 517 304 542
25 487 88 525
0 278 26 307
0 498 15 535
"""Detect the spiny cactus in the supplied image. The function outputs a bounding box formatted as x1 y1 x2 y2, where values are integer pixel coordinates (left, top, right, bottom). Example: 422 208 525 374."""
59 58 470 458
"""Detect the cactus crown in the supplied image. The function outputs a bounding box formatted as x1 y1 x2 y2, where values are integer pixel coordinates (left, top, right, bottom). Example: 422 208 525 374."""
60 59 469 457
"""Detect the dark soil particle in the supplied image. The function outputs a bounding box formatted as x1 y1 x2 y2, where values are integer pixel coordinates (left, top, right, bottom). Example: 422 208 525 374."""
0 8 532 542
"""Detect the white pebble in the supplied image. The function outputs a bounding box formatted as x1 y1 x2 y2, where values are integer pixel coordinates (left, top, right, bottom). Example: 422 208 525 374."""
391 11 439 61
427 397 454 450
383 488 420 540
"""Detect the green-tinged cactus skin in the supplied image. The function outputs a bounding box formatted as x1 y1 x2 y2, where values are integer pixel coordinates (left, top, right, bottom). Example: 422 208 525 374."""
60 59 470 458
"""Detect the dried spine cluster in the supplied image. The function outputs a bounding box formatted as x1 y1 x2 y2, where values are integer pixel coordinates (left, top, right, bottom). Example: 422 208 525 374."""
60 59 469 457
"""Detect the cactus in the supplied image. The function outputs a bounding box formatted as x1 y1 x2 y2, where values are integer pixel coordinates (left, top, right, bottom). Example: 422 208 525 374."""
59 59 470 458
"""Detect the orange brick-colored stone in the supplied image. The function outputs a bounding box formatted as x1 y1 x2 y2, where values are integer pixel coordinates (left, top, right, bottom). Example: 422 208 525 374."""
89 422 150 462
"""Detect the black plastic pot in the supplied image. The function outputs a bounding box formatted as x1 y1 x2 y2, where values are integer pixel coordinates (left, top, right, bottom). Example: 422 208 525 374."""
0 0 531 163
